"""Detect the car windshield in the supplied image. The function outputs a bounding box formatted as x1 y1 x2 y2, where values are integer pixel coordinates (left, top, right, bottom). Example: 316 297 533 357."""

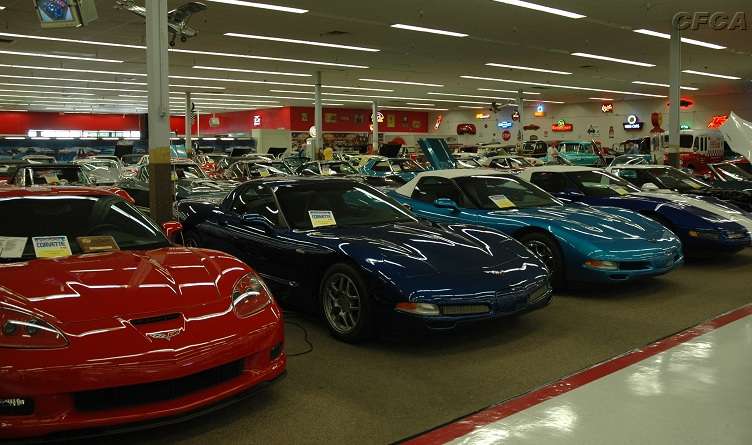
714 163 752 181
645 167 711 192
121 155 142 165
173 163 207 179
568 170 640 197
490 157 533 169
456 158 481 168
275 182 415 230
241 162 290 177
269 162 293 175
456 175 560 210
0 194 169 262
561 143 593 154
321 162 358 176
390 159 423 172
79 161 120 184
523 142 546 153
28 167 89 186
25 157 55 164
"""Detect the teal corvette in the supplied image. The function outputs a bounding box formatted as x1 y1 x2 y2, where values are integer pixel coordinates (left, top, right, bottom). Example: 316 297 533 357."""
388 169 683 288
547 141 603 166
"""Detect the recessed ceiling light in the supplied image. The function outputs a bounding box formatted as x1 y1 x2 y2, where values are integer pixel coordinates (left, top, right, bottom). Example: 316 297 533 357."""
570 52 655 67
478 88 540 95
225 33 380 52
0 88 95 96
491 0 585 19
192 65 312 77
682 70 741 80
0 6 6 10
632 29 726 50
632 81 699 91
460 75 668 98
427 92 516 100
0 50 123 63
205 0 308 14
359 78 444 87
588 97 615 101
390 24 467 37
485 63 572 75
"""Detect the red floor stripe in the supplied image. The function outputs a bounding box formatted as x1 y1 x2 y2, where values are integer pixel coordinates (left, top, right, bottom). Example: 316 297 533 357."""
403 303 752 445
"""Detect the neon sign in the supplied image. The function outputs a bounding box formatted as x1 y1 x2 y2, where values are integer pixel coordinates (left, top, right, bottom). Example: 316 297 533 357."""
498 121 513 129
623 114 644 130
475 113 491 119
551 120 573 132
252 115 262 127
512 110 520 121
601 103 614 113
434 114 443 130
534 104 545 117
680 124 691 130
707 114 728 129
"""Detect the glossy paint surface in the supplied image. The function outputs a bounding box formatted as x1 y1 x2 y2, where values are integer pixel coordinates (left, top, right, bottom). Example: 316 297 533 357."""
436 305 752 445
360 157 425 183
177 178 552 324
0 188 285 439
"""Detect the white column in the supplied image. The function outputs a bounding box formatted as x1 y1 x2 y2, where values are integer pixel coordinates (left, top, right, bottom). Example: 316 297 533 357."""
185 92 192 154
372 101 379 152
314 71 323 157
667 25 682 167
517 91 525 150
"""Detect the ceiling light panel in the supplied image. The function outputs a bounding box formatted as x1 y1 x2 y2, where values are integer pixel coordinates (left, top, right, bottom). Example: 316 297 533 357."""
460 75 667 98
0 63 146 77
632 29 727 50
588 97 615 101
382 106 449 111
0 74 146 86
206 0 308 13
171 48 368 68
192 65 312 77
485 63 572 75
225 33 380 52
390 24 468 37
491 0 586 19
427 92 516 100
682 70 741 80
478 88 540 95
0 50 123 63
632 81 699 91
570 52 656 67
0 82 146 93
359 78 444 87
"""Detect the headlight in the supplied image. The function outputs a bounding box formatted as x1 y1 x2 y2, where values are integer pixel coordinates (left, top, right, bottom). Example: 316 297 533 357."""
584 259 618 270
395 302 440 316
232 272 273 318
688 230 721 240
0 306 68 349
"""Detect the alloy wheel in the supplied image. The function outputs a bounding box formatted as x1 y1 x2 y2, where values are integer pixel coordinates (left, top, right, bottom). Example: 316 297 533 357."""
322 273 362 334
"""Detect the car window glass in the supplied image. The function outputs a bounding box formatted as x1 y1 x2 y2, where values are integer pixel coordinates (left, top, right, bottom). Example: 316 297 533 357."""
231 185 280 226
412 177 468 206
680 134 694 149
372 161 391 172
457 175 558 210
567 170 639 197
529 172 569 193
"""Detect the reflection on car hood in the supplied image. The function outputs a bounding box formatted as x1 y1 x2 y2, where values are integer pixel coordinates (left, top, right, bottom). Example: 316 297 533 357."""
176 178 238 198
637 191 752 233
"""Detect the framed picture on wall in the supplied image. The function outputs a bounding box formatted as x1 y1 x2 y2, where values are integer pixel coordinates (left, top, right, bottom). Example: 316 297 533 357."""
401 115 409 127
354 114 365 124
300 112 309 122
412 120 422 129
387 114 396 128
325 113 337 123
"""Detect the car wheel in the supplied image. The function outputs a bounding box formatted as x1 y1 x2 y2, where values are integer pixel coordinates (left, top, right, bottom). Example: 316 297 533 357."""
319 264 375 343
517 232 565 289
183 231 203 248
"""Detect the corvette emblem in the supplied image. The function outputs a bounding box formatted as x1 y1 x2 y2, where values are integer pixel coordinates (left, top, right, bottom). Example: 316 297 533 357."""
146 328 184 341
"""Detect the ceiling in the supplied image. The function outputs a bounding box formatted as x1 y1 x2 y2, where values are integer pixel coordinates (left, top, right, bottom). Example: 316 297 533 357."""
0 0 750 114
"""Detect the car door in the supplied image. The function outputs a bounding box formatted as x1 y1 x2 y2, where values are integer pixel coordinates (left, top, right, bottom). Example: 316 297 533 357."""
408 176 477 224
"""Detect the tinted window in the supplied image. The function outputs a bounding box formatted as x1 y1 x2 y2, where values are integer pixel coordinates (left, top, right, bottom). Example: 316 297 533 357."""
412 177 469 206
372 161 391 173
231 184 280 225
25 167 88 186
173 163 206 179
644 167 710 192
680 134 694 148
529 172 569 193
456 175 559 210
567 170 640 197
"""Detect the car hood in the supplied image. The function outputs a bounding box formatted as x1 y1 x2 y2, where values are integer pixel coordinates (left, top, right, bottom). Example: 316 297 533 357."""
637 190 752 233
480 205 666 241
176 178 238 198
293 222 533 278
0 248 243 323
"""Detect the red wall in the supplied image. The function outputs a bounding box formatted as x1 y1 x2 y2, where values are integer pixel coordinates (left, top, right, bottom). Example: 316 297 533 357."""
290 107 428 133
170 107 291 135
0 112 141 135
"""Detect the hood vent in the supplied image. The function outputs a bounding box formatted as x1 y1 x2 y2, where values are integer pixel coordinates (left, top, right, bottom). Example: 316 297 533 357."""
131 313 180 326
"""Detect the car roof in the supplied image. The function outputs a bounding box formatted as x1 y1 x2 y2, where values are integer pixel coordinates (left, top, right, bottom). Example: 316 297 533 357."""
0 186 113 198
243 176 363 187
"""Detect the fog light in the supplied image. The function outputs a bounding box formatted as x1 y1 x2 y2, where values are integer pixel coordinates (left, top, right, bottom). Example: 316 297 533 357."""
584 259 618 270
395 302 440 316
688 230 721 240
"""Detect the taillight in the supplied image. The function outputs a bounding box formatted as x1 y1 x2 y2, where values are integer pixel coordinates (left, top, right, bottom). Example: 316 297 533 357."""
231 272 273 318
0 306 68 349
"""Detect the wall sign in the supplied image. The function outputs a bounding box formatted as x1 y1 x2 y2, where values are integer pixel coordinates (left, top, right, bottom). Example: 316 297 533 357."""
523 123 540 131
551 119 573 132
457 124 477 135
502 130 512 141
667 98 695 110
434 115 443 130
511 110 520 121
475 113 491 119
623 114 644 130
608 126 615 139
601 103 614 113
498 121 513 129
252 115 262 127
708 114 729 129
533 104 545 117
650 112 665 133
309 126 317 138
680 124 691 130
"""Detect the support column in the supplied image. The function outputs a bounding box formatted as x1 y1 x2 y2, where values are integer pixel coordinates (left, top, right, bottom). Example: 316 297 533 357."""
517 91 525 151
372 101 379 153
667 25 682 167
185 92 192 156
146 0 173 224
314 71 323 159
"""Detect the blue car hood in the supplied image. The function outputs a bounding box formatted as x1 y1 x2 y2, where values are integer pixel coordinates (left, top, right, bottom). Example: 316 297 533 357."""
295 222 537 278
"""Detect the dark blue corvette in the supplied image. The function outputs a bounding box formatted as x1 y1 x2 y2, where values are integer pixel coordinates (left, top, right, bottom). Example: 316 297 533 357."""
175 177 552 342
520 166 751 255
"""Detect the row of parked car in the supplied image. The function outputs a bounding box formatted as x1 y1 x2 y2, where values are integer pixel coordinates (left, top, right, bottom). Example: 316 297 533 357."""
2 138 751 439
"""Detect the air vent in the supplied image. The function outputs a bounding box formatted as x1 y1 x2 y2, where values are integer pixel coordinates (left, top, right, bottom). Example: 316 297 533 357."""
321 30 350 37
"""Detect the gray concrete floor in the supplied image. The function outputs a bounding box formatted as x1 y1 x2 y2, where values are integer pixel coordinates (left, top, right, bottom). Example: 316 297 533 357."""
77 251 752 445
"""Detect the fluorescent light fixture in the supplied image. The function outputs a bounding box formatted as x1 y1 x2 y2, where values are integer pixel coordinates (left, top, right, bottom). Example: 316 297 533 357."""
0 6 6 10
407 102 435 106
206 0 308 14
522 99 564 104
359 78 444 87
0 74 146 86
169 75 311 87
323 85 393 92
633 29 726 50
5 137 29 140
225 33 380 52
382 106 449 111
427 92 516 100
390 24 467 37
0 82 146 93
171 48 368 69
491 0 585 19
0 110 27 113
0 88 94 96
478 88 539 95
458 106 485 109
0 50 122 63
570 52 655 67
317 103 345 106
192 65 311 77
682 69 741 80
589 97 614 101
460 75 668 98
632 81 699 91
485 63 571 75
0 63 146 77
0 32 145 49
221 138 236 141
169 84 226 90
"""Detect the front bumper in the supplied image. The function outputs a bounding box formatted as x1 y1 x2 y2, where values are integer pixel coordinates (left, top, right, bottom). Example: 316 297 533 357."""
574 251 684 282
680 230 751 254
0 305 286 440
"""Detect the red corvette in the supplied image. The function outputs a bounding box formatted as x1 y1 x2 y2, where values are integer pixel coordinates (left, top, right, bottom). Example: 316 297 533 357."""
0 187 285 439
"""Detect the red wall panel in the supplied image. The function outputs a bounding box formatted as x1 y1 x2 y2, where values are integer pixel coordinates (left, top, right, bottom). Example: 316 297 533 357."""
290 107 428 133
170 107 291 135
0 112 141 135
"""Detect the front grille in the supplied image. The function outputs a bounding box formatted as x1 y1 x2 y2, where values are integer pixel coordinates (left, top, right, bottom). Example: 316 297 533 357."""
440 304 491 315
619 261 651 271
724 230 749 240
0 397 34 416
73 359 244 412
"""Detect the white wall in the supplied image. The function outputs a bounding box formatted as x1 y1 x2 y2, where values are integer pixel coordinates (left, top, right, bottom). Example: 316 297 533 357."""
253 129 292 154
427 93 752 147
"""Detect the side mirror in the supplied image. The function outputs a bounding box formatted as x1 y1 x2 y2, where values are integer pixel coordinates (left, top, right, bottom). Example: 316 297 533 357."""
641 182 660 192
242 213 276 235
433 198 460 212
162 221 183 243
402 203 413 212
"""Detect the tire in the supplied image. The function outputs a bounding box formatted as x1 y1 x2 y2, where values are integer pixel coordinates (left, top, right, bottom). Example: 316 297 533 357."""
517 232 565 289
319 263 375 343
183 230 203 248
